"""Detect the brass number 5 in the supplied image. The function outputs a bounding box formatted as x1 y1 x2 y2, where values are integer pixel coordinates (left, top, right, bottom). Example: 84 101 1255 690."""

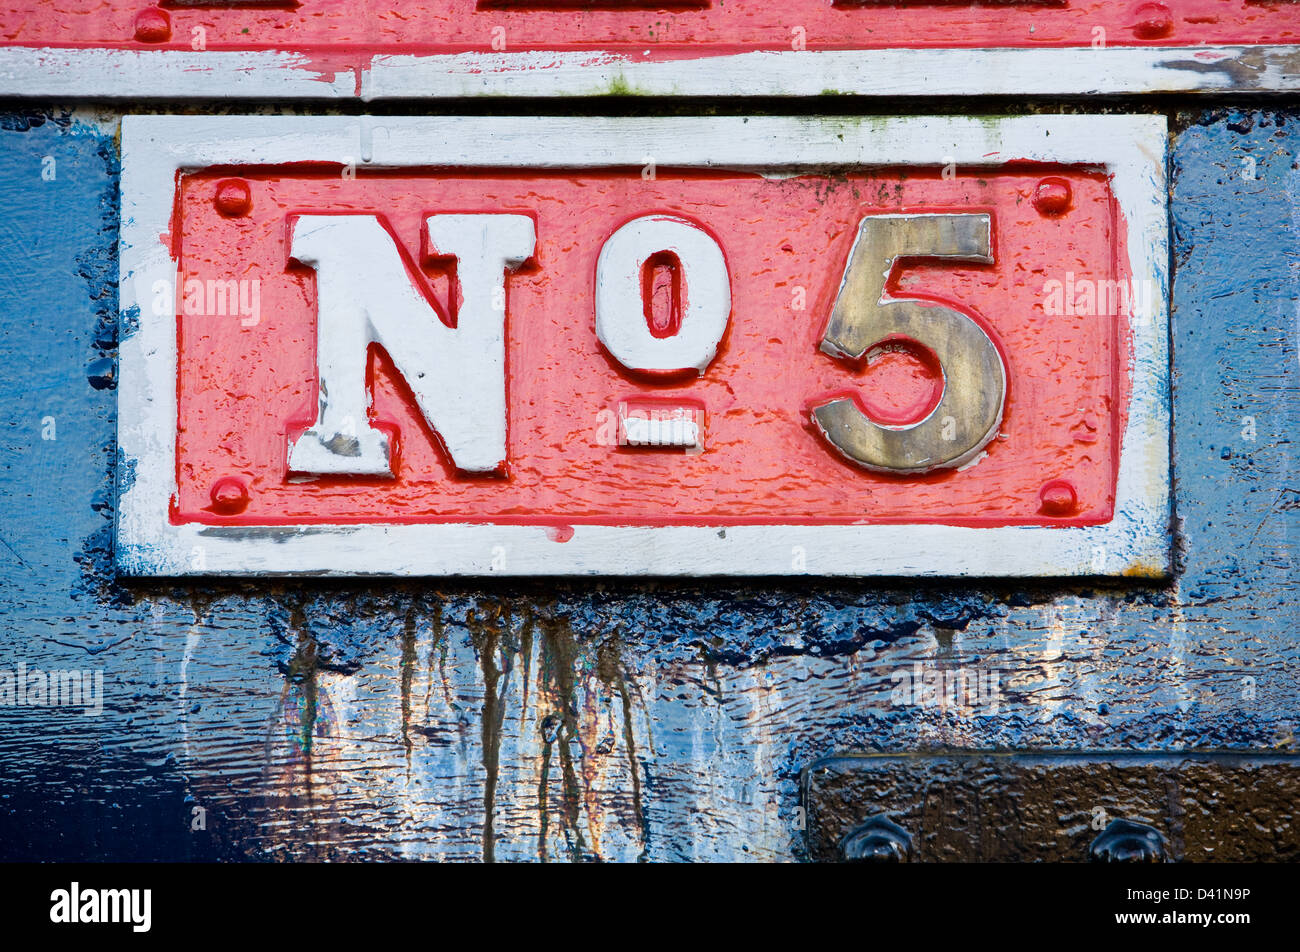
812 213 1006 474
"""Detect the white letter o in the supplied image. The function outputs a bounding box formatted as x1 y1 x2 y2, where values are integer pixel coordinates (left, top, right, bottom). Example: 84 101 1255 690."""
595 215 730 374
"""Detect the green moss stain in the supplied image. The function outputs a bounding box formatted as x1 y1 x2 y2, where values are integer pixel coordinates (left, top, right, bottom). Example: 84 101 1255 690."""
603 74 643 97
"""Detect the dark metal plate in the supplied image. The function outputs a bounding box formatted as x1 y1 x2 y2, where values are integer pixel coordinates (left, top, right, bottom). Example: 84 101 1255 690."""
803 752 1300 862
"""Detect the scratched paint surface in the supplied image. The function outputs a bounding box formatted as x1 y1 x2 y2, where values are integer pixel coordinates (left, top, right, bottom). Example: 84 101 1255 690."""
173 166 1123 527
1 1 1297 53
0 109 1296 861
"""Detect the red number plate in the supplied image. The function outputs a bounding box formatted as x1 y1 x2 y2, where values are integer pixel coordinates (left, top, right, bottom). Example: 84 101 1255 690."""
117 115 1170 577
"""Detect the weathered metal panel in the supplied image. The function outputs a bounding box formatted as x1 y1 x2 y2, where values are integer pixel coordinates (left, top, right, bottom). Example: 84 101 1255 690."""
0 107 1296 861
803 753 1300 862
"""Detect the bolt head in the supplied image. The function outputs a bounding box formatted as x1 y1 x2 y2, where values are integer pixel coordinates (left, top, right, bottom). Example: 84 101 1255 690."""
1132 3 1173 40
133 9 171 44
839 815 913 863
210 477 250 515
214 179 253 217
1090 818 1169 863
1033 177 1072 217
1039 479 1079 516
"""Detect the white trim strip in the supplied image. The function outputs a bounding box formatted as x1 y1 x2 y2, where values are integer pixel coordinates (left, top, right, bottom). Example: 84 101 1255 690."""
2 44 1297 99
117 114 1170 578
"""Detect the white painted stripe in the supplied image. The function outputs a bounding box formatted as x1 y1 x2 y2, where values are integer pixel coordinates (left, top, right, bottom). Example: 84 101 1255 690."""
2 45 1297 99
365 46 1300 98
0 48 357 99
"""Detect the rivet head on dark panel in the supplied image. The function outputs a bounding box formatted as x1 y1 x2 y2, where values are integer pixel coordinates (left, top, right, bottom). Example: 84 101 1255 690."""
838 815 913 863
1089 818 1170 863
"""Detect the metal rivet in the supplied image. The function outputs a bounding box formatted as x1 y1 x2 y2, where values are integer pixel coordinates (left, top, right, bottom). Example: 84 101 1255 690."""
214 179 252 217
1132 3 1173 40
1032 177 1072 217
838 815 913 863
1039 479 1078 516
86 356 116 391
210 477 250 514
133 9 171 44
1089 818 1169 863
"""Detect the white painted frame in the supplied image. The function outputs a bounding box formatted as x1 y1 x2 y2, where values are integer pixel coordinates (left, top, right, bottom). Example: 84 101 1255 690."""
2 45 1298 98
117 114 1170 578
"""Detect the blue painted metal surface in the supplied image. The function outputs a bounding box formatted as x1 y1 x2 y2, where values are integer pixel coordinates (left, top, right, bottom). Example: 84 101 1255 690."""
0 109 1295 861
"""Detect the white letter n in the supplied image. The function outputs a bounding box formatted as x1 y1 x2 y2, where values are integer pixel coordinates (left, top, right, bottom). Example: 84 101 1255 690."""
286 214 535 476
